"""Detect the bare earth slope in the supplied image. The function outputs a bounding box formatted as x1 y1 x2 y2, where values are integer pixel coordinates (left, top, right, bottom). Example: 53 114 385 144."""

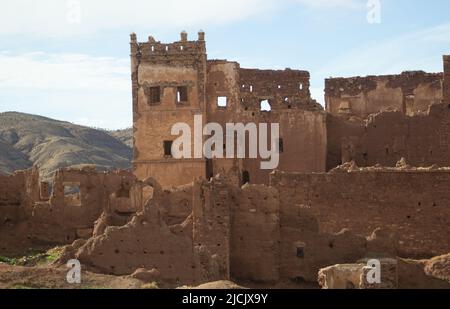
108 128 133 148
0 112 132 178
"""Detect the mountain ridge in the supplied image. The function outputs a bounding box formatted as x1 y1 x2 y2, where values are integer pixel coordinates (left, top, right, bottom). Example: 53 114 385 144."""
0 112 133 179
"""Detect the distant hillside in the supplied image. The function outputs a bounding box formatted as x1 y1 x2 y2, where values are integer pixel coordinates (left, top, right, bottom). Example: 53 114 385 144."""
0 112 132 179
108 128 133 148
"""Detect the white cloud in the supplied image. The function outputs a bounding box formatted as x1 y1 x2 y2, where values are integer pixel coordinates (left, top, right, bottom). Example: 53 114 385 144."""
0 51 132 129
0 52 129 90
293 0 363 10
0 0 278 37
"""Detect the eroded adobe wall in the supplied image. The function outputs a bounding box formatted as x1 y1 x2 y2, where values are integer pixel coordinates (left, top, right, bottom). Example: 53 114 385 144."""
239 68 320 111
229 183 379 283
325 71 443 118
271 168 450 258
26 167 136 244
230 184 281 282
131 32 207 187
192 176 231 283
76 176 232 285
77 205 195 283
0 170 29 226
205 61 327 185
327 104 450 170
444 55 450 102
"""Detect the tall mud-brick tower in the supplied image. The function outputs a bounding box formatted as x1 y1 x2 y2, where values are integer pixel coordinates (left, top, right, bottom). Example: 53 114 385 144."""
131 31 207 187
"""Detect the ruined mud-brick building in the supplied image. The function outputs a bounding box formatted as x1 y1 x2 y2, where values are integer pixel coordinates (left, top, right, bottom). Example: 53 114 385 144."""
131 32 450 188
131 31 326 188
0 166 139 255
326 55 450 171
0 32 449 288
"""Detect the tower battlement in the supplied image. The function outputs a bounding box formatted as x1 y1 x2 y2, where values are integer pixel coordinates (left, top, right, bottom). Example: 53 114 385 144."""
131 31 206 64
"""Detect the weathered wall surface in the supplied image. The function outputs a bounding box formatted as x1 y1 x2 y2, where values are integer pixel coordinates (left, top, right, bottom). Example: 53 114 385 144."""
327 103 450 170
205 61 327 186
444 55 450 103
131 32 207 188
52 166 450 285
0 167 137 251
30 167 136 243
239 68 320 111
325 71 443 118
192 177 232 283
230 184 280 282
76 176 232 285
132 33 327 188
271 167 450 258
0 168 39 226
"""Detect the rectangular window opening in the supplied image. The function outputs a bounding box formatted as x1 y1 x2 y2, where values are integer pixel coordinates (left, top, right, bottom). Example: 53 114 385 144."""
164 141 173 157
148 87 161 104
64 183 81 207
177 86 188 103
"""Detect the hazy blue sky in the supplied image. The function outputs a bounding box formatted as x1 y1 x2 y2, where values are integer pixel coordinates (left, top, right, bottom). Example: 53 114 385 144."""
1 0 449 129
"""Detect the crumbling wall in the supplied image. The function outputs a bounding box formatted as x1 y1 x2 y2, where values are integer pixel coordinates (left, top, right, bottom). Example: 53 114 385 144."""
132 33 327 188
230 184 280 282
78 209 195 284
0 171 27 225
325 71 443 118
75 176 232 285
444 55 450 103
204 61 327 185
76 177 196 284
271 166 450 258
27 167 136 244
327 103 450 170
277 199 368 283
0 166 138 251
239 68 321 111
192 176 231 283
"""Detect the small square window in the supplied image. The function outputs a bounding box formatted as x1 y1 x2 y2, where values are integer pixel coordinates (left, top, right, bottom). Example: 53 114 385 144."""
217 96 228 107
177 86 188 103
164 141 173 157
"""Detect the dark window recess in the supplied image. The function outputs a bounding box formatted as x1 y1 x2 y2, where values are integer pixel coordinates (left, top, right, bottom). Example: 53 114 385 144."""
296 247 305 258
278 138 284 153
148 87 161 104
177 86 188 103
164 141 173 157
206 159 214 180
242 171 250 185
